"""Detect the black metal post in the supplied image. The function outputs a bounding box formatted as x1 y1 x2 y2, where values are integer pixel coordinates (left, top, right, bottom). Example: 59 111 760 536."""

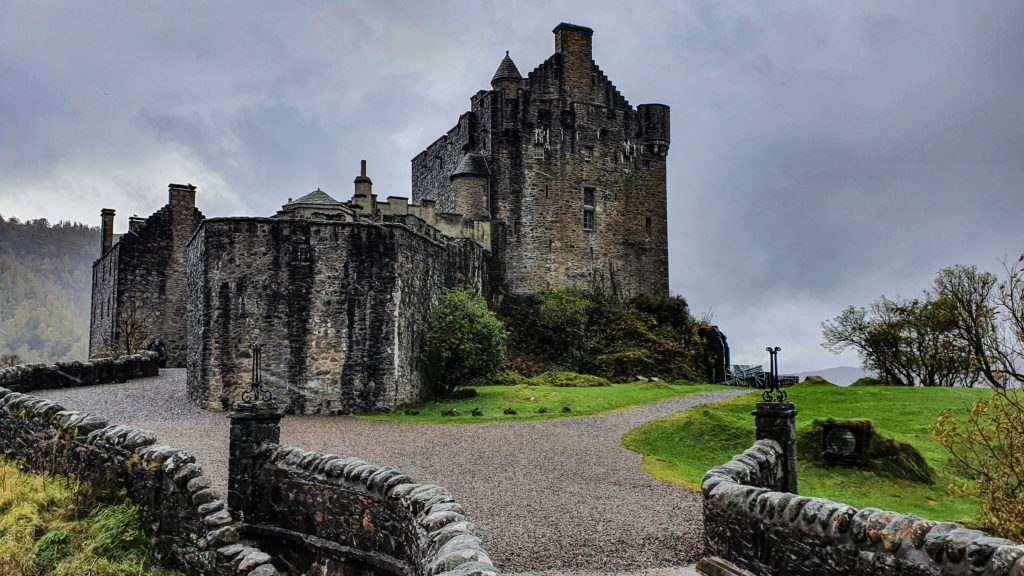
754 345 797 493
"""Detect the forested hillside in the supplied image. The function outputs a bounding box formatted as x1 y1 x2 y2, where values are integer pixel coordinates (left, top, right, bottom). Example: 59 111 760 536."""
0 216 97 363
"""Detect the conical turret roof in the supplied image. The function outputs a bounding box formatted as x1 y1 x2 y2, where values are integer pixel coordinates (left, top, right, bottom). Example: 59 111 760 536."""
491 51 522 86
450 153 489 180
292 188 341 205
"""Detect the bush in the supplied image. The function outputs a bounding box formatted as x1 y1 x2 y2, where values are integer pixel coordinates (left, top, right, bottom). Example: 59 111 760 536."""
515 287 593 371
529 371 611 387
593 349 657 381
33 529 70 566
447 388 478 400
934 390 1024 541
468 371 531 387
421 287 508 395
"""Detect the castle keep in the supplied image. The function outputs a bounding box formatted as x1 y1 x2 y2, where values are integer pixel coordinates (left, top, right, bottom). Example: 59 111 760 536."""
413 23 670 299
89 23 672 414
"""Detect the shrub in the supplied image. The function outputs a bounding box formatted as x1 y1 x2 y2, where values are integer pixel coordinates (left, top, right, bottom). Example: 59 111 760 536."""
468 371 531 387
529 371 611 387
421 287 508 395
593 349 657 381
516 287 593 371
934 390 1024 541
448 388 478 400
33 529 70 566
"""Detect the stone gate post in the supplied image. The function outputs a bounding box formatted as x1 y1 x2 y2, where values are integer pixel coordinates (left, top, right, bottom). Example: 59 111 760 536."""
753 401 798 493
228 402 281 522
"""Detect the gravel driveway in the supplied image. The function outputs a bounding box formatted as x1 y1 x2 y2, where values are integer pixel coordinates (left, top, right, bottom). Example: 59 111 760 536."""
37 370 748 573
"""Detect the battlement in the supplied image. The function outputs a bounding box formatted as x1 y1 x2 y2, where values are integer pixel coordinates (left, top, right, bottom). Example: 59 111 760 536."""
375 196 491 251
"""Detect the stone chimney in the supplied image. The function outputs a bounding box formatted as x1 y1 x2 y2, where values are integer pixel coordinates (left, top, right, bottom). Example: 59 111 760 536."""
168 183 196 209
128 216 145 234
100 208 115 256
554 23 594 101
352 160 376 216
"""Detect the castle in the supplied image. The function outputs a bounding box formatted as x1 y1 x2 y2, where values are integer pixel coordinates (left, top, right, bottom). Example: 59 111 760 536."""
89 23 672 414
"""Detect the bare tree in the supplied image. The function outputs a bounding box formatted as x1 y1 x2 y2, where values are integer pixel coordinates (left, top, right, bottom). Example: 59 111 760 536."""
99 297 156 358
0 353 21 368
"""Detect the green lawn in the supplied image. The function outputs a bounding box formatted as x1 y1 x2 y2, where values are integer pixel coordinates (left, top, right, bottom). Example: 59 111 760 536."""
621 379 994 522
356 381 728 424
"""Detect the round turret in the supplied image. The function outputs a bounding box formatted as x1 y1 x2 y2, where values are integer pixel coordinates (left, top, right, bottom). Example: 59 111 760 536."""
491 51 522 95
450 153 490 219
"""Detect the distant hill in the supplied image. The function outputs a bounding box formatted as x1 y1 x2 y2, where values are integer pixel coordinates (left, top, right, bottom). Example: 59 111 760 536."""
795 366 870 387
0 216 97 364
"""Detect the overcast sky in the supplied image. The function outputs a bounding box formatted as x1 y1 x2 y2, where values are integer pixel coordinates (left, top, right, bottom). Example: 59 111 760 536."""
2 1 1022 373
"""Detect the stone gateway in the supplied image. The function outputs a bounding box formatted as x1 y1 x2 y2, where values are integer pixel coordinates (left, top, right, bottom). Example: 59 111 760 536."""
89 23 675 414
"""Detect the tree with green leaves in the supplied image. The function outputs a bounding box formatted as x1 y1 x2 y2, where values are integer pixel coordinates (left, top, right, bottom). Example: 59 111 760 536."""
420 287 508 395
822 292 974 387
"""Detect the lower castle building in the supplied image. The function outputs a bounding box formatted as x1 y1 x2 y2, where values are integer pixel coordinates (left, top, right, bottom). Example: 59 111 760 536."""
90 23 677 414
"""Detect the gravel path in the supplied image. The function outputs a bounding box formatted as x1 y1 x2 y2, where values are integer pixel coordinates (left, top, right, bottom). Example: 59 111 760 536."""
37 370 748 573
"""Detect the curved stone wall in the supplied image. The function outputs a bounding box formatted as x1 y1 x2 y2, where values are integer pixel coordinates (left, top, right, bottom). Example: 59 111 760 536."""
702 440 1024 575
0 385 279 576
0 352 159 392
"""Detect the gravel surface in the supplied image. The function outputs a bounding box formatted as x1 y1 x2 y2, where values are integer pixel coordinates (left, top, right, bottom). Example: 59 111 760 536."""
37 370 748 573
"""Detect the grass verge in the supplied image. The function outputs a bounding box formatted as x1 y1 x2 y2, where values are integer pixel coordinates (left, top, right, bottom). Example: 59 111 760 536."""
0 458 181 576
621 379 993 522
356 380 728 424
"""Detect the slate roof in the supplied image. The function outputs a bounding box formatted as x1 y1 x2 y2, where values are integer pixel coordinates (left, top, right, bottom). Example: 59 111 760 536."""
292 188 341 205
450 153 489 179
491 51 522 85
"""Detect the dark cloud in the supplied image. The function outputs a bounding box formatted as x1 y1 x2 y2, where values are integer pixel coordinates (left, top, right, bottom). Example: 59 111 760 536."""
1 1 1022 371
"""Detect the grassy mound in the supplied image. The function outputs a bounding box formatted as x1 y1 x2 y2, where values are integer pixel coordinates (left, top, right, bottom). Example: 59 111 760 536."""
796 418 932 484
623 378 994 522
850 376 883 387
0 458 180 576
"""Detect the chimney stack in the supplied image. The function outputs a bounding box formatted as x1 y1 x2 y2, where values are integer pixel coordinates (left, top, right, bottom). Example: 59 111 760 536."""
128 216 145 234
353 160 375 216
168 183 196 209
553 23 594 102
100 208 115 256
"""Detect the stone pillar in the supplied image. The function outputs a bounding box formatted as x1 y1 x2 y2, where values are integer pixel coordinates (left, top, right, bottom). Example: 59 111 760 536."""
753 401 798 494
228 403 281 522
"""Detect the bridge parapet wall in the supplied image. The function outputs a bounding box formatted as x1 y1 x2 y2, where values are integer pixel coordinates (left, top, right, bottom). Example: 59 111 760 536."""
702 440 1024 575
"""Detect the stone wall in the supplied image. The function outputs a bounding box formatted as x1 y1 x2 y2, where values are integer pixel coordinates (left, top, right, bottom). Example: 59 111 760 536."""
186 217 487 415
89 185 206 367
228 407 498 576
0 387 280 576
411 23 669 301
0 352 159 392
702 441 1024 575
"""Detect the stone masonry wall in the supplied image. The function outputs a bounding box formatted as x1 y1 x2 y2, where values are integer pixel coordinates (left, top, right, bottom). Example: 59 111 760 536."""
702 440 1024 575
0 387 280 576
89 190 205 367
187 217 487 415
411 24 669 301
0 352 158 392
240 441 498 576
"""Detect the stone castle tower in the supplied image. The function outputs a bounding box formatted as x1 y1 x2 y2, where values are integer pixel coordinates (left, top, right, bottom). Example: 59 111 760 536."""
412 23 670 300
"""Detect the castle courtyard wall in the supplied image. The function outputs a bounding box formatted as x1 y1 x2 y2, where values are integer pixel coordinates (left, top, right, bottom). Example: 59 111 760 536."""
186 217 487 415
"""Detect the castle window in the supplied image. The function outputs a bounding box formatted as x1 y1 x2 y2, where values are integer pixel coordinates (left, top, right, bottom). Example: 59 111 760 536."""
646 217 652 236
438 158 444 171
583 146 593 161
544 184 549 198
599 129 608 142
548 239 553 253
533 144 544 159
583 187 596 231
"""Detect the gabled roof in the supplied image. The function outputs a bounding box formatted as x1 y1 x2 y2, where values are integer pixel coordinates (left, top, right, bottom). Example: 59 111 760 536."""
491 51 522 86
292 188 341 205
